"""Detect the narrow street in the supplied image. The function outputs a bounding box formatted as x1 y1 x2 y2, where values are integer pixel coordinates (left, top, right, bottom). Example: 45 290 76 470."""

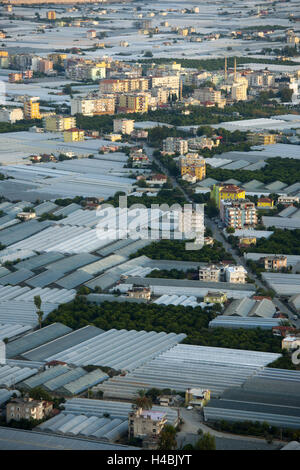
144 143 298 326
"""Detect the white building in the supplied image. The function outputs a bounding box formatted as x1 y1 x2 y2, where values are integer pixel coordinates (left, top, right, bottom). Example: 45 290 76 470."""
113 119 135 135
0 107 24 124
225 265 247 284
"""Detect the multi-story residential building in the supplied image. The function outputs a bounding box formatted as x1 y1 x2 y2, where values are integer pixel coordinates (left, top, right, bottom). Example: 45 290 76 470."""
0 50 9 68
71 96 115 116
162 137 188 155
286 29 300 46
193 87 226 108
188 136 220 151
180 153 206 181
8 72 22 83
261 255 287 271
38 59 53 74
47 10 56 20
185 389 210 408
225 266 247 284
211 184 246 209
9 70 33 82
99 78 149 94
118 93 149 113
63 128 84 142
48 53 67 65
24 99 40 119
128 407 167 440
0 107 24 124
247 133 276 145
44 115 76 132
199 263 247 283
150 75 180 94
6 397 53 423
231 78 248 101
278 196 299 206
127 286 151 300
113 119 134 135
199 264 222 282
257 197 274 209
130 149 150 167
66 64 106 81
247 72 275 88
221 200 258 229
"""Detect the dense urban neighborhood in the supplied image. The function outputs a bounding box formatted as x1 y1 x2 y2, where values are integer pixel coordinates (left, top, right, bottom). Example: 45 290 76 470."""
0 0 299 453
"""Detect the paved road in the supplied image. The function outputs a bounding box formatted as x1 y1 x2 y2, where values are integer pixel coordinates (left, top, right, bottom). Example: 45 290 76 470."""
177 408 283 450
144 144 298 325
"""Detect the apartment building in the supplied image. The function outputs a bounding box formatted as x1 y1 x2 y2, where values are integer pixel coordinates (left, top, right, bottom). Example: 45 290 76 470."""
66 64 106 81
71 96 115 116
118 93 149 114
278 196 299 205
99 78 149 94
47 10 56 20
220 200 258 229
193 87 226 108
188 136 220 151
0 107 24 124
261 256 287 271
225 266 247 284
211 184 246 209
127 286 151 300
44 115 76 132
6 397 53 423
128 407 167 440
257 197 274 209
185 389 210 408
180 153 206 181
63 128 84 142
8 70 33 83
231 78 248 101
150 75 180 93
113 119 134 135
38 59 53 74
199 263 247 284
199 264 223 282
23 99 41 120
162 137 188 155
247 133 276 145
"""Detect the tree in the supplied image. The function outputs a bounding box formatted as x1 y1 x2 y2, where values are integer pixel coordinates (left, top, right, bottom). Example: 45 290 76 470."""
158 424 177 450
34 295 43 329
278 87 293 103
133 389 152 410
194 432 216 450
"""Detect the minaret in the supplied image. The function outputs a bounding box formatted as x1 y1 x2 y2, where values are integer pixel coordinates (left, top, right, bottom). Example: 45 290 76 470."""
224 56 227 81
179 79 183 101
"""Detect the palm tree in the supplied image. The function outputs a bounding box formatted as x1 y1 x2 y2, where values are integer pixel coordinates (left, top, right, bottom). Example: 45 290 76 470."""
133 389 152 410
34 295 43 329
